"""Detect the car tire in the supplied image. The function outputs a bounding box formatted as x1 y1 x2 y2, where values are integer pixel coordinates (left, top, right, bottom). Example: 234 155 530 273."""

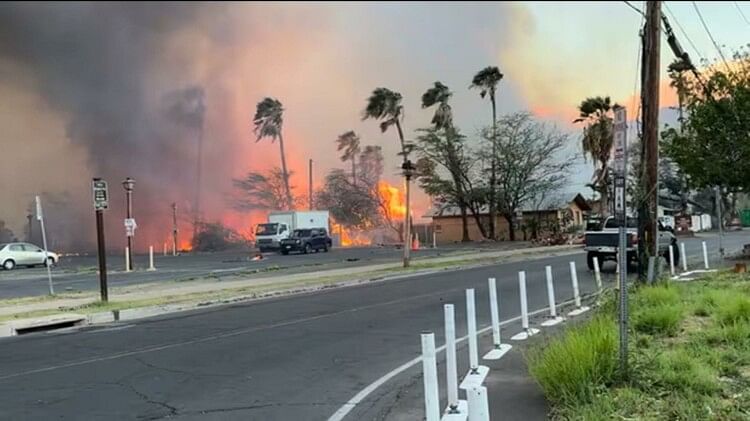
304 243 312 254
2 259 15 270
586 252 597 271
259 247 267 253
281 250 289 255
323 244 329 253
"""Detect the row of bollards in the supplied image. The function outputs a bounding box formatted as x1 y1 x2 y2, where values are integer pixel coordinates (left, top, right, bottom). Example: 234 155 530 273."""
421 260 595 421
123 245 158 272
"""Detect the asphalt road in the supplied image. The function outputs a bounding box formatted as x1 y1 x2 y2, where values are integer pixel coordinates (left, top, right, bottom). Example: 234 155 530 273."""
0 246 453 299
0 232 745 299
0 232 746 420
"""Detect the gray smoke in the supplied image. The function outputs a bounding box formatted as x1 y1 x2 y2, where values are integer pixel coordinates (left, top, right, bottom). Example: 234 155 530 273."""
0 2 223 250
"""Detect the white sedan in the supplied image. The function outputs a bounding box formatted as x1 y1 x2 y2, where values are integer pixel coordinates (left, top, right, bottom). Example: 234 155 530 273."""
0 242 59 270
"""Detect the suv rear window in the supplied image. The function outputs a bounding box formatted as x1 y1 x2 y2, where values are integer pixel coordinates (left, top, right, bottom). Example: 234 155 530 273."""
604 217 638 229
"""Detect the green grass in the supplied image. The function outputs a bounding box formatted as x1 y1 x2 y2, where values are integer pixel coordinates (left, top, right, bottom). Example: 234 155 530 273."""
527 316 617 406
528 271 750 420
633 305 683 336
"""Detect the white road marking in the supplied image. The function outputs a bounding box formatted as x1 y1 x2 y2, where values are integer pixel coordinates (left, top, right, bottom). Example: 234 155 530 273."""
327 298 580 421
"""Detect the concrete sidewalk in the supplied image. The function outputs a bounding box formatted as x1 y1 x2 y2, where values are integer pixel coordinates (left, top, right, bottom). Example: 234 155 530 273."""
483 343 548 421
0 244 580 321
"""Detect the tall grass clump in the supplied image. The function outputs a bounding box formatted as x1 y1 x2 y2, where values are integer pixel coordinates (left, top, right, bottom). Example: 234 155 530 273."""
528 316 617 406
633 305 683 336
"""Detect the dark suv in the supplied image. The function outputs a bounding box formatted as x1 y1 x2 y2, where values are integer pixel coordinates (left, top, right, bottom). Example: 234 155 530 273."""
280 228 332 255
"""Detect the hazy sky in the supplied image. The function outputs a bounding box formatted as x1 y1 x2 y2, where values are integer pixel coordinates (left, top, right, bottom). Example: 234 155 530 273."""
0 1 747 246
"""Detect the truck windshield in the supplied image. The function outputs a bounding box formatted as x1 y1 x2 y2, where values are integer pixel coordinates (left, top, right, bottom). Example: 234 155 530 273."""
291 229 311 238
604 218 638 229
256 223 278 236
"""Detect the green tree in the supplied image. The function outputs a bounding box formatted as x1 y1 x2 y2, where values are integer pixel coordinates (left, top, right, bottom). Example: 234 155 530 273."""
470 66 504 239
573 96 618 216
335 130 361 183
420 81 471 241
253 97 293 207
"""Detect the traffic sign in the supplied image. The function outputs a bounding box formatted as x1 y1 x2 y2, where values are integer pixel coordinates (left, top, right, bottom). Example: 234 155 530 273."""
92 179 109 210
124 218 137 237
35 196 43 221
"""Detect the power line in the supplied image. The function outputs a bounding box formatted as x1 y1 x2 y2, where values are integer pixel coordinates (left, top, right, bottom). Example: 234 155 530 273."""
691 1 731 72
623 0 645 17
664 2 706 62
734 1 750 27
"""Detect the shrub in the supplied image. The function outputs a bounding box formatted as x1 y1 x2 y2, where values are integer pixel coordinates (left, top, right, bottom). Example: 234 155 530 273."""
528 316 617 406
633 305 683 336
714 295 750 326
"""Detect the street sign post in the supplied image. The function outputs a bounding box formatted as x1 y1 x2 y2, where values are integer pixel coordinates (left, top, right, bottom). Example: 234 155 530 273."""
92 178 109 302
613 106 628 377
35 196 54 295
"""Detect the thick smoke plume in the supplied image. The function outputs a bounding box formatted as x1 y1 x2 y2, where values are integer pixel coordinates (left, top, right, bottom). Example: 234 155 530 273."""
0 3 223 250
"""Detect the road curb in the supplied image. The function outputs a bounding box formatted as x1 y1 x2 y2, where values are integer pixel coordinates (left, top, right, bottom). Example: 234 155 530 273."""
0 245 584 337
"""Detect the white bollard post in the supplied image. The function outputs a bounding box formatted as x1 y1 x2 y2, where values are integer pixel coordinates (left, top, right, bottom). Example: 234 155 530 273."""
125 247 131 273
432 231 437 249
163 242 167 256
466 289 479 373
511 271 539 341
669 245 675 276
567 261 590 317
148 246 155 271
593 257 602 294
541 266 564 326
467 386 490 421
680 242 688 272
702 241 709 270
421 332 440 421
172 241 177 256
444 305 460 413
483 278 512 360
460 289 489 390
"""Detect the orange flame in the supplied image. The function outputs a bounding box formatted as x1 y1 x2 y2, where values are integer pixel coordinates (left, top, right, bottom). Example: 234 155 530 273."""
333 223 372 247
378 181 406 219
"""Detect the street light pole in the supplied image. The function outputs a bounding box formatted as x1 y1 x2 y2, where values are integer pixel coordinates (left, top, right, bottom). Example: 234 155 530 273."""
122 177 135 271
402 159 416 268
172 202 178 256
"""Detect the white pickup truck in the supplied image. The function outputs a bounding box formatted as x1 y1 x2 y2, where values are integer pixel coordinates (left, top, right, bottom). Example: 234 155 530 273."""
583 216 678 270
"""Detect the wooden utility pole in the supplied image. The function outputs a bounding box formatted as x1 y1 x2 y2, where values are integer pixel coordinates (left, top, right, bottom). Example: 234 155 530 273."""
638 1 661 278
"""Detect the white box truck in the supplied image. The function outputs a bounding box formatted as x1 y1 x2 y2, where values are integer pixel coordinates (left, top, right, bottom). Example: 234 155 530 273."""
255 211 330 252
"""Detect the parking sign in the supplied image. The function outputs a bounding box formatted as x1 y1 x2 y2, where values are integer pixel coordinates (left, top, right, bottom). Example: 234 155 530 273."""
92 178 109 210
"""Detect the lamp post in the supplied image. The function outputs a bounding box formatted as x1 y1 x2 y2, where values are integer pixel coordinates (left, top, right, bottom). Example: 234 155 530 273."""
122 177 135 271
401 159 416 267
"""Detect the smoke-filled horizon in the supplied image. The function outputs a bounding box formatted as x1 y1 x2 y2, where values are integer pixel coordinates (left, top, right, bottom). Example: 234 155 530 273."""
1 2 728 250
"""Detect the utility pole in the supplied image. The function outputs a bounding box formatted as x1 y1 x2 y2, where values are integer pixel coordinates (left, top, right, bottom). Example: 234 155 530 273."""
172 202 178 256
309 159 313 210
92 178 109 302
637 1 661 279
715 186 724 258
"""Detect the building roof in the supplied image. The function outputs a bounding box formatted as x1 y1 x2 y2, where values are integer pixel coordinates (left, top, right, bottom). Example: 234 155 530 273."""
423 193 591 218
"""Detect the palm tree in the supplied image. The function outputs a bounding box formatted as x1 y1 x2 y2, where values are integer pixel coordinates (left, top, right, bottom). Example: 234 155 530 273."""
362 87 412 266
253 97 293 208
470 66 504 240
574 96 617 217
421 82 470 242
335 130 361 183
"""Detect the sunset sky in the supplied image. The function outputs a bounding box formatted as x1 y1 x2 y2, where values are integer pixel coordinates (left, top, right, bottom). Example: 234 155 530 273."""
1 1 748 245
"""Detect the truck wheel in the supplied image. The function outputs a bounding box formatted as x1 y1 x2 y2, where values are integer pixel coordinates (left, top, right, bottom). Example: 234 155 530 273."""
304 243 312 254
323 243 329 253
259 247 267 253
586 252 597 271
281 250 289 255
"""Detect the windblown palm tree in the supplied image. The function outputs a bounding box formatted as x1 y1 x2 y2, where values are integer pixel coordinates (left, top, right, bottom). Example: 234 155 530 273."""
574 96 618 216
470 66 503 239
362 87 412 263
421 81 470 242
421 81 453 130
335 130 361 183
253 97 293 208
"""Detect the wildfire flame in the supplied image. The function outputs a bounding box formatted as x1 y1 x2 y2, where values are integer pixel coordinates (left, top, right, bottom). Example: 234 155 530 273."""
378 181 406 219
